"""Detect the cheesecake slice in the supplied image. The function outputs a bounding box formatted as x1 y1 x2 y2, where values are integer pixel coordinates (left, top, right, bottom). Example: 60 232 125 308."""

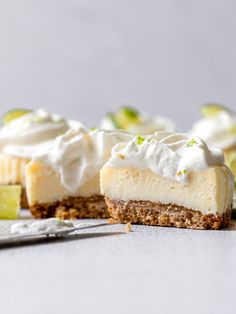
0 108 82 207
25 128 133 219
100 132 234 229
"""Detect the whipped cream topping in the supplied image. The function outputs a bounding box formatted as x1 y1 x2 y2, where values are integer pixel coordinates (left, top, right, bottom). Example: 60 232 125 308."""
190 111 236 150
106 132 224 184
100 114 175 135
33 128 133 193
0 108 83 159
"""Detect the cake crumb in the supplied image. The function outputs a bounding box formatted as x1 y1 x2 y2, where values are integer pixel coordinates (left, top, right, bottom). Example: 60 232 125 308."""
108 218 118 224
124 222 132 233
116 153 125 160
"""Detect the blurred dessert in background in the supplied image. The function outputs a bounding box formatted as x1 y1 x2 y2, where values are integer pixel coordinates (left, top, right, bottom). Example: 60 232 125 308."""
0 108 83 207
190 104 236 180
100 106 175 135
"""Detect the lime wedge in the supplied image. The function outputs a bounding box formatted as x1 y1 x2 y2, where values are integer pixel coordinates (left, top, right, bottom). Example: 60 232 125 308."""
2 109 32 124
200 103 228 118
0 185 21 219
225 151 236 177
115 106 141 129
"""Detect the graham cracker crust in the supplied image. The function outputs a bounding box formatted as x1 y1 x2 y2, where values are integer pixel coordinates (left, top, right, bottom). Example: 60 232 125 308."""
30 195 108 219
105 197 232 230
21 188 29 209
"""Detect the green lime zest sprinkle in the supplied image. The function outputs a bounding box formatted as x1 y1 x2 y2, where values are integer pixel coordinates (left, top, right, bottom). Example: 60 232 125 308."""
187 138 197 147
177 169 188 176
89 127 98 131
136 136 145 145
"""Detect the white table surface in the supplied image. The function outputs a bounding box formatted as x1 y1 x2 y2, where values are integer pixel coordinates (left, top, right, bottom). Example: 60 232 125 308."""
0 212 235 314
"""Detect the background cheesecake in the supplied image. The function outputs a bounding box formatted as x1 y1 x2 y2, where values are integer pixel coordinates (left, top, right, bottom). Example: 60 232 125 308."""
0 108 82 207
190 104 236 179
25 128 133 219
100 132 234 229
100 106 175 135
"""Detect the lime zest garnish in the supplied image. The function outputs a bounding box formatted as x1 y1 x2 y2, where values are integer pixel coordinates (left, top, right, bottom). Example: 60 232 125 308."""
136 136 145 145
89 127 98 131
187 138 197 147
177 169 188 176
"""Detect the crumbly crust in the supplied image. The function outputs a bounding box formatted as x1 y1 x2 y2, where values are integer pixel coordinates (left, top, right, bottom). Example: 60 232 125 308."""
105 197 232 230
21 188 29 209
30 195 108 219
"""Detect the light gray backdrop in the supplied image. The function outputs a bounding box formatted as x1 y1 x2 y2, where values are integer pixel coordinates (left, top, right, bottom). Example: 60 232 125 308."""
0 0 235 130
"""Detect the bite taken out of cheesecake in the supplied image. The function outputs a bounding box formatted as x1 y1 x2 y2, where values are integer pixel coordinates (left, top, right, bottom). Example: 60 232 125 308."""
100 132 234 230
0 108 83 208
25 128 133 219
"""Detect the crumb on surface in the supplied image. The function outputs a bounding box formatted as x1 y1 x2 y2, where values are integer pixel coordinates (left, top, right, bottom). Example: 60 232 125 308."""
124 222 132 233
108 217 118 224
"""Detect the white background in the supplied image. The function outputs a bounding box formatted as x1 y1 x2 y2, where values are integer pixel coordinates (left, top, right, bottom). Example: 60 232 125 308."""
0 0 235 130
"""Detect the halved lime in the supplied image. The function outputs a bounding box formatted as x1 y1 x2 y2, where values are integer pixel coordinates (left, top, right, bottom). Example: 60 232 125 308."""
200 103 228 118
2 109 32 124
0 185 21 219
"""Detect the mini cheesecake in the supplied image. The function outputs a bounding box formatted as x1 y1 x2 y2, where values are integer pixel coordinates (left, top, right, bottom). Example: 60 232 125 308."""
100 132 234 230
100 106 175 135
0 108 82 207
190 104 236 178
25 128 133 219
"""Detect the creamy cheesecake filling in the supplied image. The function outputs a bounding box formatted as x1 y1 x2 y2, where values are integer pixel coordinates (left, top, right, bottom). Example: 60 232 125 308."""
25 162 101 205
190 111 236 150
101 167 233 216
0 108 83 159
31 128 133 195
0 154 29 187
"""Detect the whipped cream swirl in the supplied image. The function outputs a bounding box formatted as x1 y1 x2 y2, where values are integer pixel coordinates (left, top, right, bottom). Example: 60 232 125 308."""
0 108 83 158
190 111 236 150
106 132 224 184
33 128 133 193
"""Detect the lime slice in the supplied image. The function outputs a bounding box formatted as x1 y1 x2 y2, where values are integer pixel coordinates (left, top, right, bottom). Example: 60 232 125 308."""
200 103 228 118
225 151 236 177
115 106 141 129
2 109 32 124
0 185 21 219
